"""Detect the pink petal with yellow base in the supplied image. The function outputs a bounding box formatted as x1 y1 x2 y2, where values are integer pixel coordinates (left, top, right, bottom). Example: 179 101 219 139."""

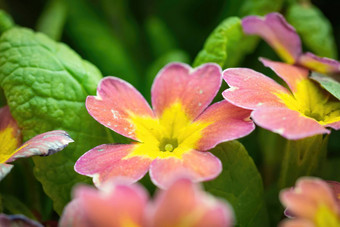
86 77 154 141
60 182 148 227
149 151 221 188
298 52 340 74
75 144 152 187
151 63 222 120
222 68 289 109
260 58 309 92
242 13 302 63
251 107 329 140
194 100 254 151
150 178 233 227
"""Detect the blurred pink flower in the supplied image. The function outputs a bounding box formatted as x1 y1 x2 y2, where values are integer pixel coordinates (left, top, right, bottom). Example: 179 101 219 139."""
59 178 234 227
279 177 340 227
75 62 254 188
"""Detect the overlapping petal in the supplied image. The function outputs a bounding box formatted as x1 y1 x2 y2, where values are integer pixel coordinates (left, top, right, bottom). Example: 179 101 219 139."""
194 100 254 150
86 77 154 141
150 178 233 227
298 52 340 75
151 63 222 120
149 151 221 189
75 144 152 187
242 13 302 63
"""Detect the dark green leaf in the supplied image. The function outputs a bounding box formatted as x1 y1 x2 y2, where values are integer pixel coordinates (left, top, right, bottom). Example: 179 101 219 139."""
286 3 337 59
204 141 269 227
311 72 340 100
239 0 284 17
2 194 36 219
0 27 115 214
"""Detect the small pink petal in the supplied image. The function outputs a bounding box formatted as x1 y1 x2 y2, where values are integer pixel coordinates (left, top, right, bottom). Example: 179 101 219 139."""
152 63 222 120
223 68 289 109
0 163 13 181
86 77 154 141
195 100 254 151
7 130 73 162
149 151 221 188
150 178 233 227
0 214 43 227
75 144 152 187
74 182 148 227
326 121 340 130
242 13 302 63
59 199 90 227
279 219 314 227
260 58 309 92
251 107 329 140
298 52 340 74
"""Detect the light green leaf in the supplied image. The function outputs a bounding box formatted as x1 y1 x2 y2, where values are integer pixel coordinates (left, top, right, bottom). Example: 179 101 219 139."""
193 17 256 69
0 27 115 214
311 72 340 100
204 141 269 227
286 3 337 59
0 10 14 35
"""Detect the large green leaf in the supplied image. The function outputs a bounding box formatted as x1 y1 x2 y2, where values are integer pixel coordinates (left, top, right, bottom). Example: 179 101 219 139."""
286 3 337 59
193 17 256 69
0 27 114 214
204 141 269 227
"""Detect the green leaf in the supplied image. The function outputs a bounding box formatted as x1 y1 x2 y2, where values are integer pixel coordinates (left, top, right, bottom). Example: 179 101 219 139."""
1 194 36 219
0 10 14 35
64 0 139 87
239 0 284 17
204 141 269 227
193 17 256 69
311 72 340 100
36 0 67 41
286 3 337 59
0 27 114 214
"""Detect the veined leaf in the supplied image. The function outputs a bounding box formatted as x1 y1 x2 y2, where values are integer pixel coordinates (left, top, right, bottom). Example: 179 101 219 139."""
204 141 269 227
286 2 337 59
0 27 114 214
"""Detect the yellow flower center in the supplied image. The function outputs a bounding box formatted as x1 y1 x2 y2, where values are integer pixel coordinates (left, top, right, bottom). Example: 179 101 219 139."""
124 102 210 160
276 79 340 125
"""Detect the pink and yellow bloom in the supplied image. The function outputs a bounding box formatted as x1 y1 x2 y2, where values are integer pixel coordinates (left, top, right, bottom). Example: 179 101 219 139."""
75 63 254 188
222 58 340 140
242 12 340 75
59 178 234 227
0 106 74 180
279 177 340 227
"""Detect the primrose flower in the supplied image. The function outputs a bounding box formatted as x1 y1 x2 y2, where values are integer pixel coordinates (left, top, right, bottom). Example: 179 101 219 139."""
75 63 254 188
223 58 340 140
59 178 234 227
0 106 74 180
242 12 340 75
279 177 340 227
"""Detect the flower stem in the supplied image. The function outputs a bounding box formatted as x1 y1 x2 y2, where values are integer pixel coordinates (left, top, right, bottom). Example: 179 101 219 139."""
278 134 329 188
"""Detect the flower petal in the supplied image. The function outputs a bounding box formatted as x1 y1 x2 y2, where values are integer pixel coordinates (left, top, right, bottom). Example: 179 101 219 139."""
242 13 302 63
0 214 43 227
75 144 152 187
0 163 13 181
149 151 221 188
251 107 329 140
222 68 289 109
260 58 309 92
0 106 21 164
59 199 90 227
152 63 222 120
194 100 254 151
298 52 340 74
86 77 154 141
150 178 233 227
73 182 148 227
7 130 74 163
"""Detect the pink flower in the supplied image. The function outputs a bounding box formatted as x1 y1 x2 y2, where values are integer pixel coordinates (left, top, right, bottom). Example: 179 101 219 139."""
242 13 340 74
75 63 254 188
0 106 73 180
279 177 340 227
59 178 234 227
222 58 340 140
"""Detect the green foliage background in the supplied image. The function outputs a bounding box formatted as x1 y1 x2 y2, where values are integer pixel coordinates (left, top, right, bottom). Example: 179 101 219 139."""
0 0 339 226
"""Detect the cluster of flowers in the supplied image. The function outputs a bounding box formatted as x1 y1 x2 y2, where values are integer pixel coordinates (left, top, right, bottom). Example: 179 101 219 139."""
0 12 339 227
